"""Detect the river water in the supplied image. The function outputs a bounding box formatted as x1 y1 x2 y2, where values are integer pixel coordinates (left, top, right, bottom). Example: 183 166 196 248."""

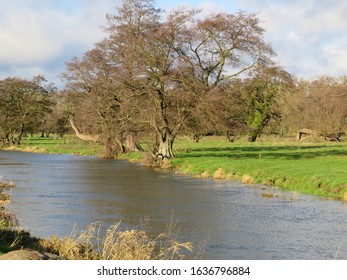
0 150 346 259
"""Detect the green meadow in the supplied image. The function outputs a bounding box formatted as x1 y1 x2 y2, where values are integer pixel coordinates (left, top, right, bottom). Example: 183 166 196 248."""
171 137 347 200
8 135 347 201
14 136 103 156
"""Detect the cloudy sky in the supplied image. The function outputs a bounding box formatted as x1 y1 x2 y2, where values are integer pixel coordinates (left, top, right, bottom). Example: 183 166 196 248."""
1 0 346 88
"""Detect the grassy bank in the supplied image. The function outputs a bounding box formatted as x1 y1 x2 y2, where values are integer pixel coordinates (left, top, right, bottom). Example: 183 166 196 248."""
122 136 347 201
169 137 347 200
3 136 103 156
3 135 347 201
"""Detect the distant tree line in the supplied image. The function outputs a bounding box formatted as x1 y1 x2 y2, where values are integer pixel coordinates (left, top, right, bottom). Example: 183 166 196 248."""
1 0 347 161
0 76 61 145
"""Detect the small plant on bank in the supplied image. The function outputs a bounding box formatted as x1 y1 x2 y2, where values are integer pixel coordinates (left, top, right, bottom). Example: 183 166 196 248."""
0 212 19 228
213 168 226 179
0 177 15 191
0 177 17 227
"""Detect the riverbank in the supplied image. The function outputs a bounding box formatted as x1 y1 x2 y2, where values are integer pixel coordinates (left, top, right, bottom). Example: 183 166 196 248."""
0 218 196 260
1 178 41 256
3 135 347 202
123 137 347 202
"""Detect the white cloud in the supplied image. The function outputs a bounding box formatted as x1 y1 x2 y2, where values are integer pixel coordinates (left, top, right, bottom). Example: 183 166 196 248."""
156 0 237 17
1 0 347 85
236 0 347 79
0 0 121 86
0 11 63 64
197 1 234 14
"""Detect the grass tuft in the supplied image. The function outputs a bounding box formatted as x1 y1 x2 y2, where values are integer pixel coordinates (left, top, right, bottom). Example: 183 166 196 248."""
213 168 226 179
241 175 255 185
200 170 209 179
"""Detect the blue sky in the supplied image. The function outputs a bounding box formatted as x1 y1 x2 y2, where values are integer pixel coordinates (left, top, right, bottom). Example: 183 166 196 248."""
1 0 347 87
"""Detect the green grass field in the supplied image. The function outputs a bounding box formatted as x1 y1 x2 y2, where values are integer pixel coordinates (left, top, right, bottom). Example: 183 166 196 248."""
6 135 347 201
16 135 103 156
170 137 347 200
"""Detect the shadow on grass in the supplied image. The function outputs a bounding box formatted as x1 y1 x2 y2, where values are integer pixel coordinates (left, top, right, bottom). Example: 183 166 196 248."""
176 145 347 160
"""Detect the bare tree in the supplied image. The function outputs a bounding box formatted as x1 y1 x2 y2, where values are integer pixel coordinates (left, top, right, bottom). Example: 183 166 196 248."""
291 76 347 141
103 0 275 159
62 0 275 159
62 45 145 157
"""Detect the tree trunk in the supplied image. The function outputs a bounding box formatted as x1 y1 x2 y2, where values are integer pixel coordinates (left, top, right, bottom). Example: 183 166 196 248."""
100 136 127 158
192 133 202 143
157 131 175 159
68 118 100 142
226 130 236 142
114 137 126 154
125 133 144 152
248 129 260 142
102 137 116 159
15 123 25 145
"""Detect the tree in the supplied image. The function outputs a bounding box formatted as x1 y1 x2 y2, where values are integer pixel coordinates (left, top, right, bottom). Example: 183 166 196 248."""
62 0 275 159
182 81 249 142
103 0 275 159
291 76 347 140
62 44 146 157
0 76 55 145
241 66 293 142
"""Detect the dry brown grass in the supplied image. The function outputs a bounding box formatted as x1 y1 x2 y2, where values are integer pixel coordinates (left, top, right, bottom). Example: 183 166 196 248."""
0 177 15 190
213 168 226 179
200 171 209 179
160 158 172 169
241 175 255 184
0 212 19 228
0 177 15 206
0 193 10 205
140 152 160 167
40 219 197 260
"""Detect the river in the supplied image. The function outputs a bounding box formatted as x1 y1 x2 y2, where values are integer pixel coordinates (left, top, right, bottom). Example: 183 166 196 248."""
1 150 346 259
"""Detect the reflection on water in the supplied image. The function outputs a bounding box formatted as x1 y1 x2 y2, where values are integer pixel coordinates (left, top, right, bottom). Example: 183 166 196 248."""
1 150 346 259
